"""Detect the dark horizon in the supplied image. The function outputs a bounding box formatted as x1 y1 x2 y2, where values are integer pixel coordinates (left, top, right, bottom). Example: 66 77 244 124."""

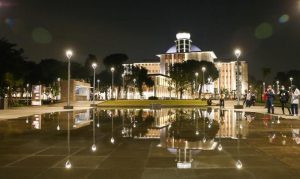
1 0 300 80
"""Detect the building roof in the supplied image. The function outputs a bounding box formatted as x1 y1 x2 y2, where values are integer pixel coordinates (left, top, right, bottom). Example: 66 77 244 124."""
166 45 201 54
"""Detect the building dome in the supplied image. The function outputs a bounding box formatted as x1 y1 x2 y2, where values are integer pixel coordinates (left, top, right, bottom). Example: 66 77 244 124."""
166 45 201 54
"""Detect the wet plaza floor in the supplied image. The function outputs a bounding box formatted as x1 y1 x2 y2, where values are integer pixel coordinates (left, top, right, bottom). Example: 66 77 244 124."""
0 108 300 179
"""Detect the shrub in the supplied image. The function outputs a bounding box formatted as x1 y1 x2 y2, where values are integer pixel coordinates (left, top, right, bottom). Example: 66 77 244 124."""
148 96 158 100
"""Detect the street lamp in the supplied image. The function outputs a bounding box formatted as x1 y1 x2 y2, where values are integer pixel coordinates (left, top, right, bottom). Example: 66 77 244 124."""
133 78 136 99
276 80 279 94
110 67 115 99
97 79 100 91
217 62 222 96
122 73 125 99
26 83 29 106
290 77 293 86
201 67 206 97
195 72 199 99
57 78 61 100
91 63 97 106
64 49 73 109
234 48 242 107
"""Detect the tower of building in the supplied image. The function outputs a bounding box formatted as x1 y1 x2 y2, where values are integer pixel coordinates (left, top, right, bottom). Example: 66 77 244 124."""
175 32 192 53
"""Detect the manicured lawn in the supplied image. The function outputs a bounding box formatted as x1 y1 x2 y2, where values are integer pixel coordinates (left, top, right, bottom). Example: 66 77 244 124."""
97 99 207 107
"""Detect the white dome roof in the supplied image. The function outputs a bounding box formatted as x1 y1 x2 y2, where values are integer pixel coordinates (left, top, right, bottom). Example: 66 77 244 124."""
166 45 201 54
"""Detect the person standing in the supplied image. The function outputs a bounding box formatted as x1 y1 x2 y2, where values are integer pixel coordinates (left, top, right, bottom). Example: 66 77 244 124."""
219 93 225 108
266 85 275 114
279 85 291 115
290 85 300 117
246 91 251 107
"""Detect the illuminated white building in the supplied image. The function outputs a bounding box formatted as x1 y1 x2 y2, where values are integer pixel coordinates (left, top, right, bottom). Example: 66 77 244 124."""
123 32 248 99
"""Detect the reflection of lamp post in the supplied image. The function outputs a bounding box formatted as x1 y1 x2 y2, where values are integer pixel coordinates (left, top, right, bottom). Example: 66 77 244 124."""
110 67 115 99
91 109 97 152
65 112 72 169
110 112 115 144
97 110 100 128
64 50 73 109
234 48 241 106
195 109 199 135
290 77 293 87
235 112 242 169
217 110 223 151
91 63 97 106
56 112 60 131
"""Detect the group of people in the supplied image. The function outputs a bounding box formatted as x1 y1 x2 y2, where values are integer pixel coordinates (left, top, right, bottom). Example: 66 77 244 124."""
264 85 299 116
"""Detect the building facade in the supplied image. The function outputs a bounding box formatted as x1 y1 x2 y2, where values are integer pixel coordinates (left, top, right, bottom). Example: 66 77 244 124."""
123 32 248 99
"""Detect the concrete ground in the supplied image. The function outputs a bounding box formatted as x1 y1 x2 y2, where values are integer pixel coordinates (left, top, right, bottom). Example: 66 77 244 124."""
212 100 300 120
0 100 299 120
0 101 103 120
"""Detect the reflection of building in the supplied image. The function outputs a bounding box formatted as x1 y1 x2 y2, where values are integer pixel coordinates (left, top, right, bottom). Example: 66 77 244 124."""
214 110 249 139
60 80 91 102
123 32 248 99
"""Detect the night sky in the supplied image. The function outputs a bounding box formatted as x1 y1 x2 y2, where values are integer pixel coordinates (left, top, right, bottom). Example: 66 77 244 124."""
0 0 300 80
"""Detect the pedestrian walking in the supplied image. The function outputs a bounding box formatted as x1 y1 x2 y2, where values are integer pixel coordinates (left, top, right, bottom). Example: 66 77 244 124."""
251 93 256 106
219 93 225 108
290 85 300 117
246 91 251 107
266 85 275 114
279 85 291 115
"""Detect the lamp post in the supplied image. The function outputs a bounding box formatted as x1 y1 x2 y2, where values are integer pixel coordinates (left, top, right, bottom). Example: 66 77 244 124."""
201 67 206 98
133 78 136 99
290 77 293 87
276 81 279 94
234 48 242 108
91 63 97 106
217 62 222 97
122 73 125 99
26 83 29 105
110 67 115 99
57 78 61 100
97 79 100 92
64 50 73 109
195 72 199 99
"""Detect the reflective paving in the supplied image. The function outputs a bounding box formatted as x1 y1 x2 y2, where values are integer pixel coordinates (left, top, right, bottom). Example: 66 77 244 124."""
0 108 300 178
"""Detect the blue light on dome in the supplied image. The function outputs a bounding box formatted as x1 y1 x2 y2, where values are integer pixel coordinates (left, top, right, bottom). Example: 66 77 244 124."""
166 45 201 53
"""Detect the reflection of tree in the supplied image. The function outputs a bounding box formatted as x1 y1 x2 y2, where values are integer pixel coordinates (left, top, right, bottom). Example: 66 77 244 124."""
132 109 155 137
169 110 219 142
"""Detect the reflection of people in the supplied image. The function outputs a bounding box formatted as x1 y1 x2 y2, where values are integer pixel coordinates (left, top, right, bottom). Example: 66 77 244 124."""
290 85 299 116
292 129 300 144
279 85 291 115
266 85 275 114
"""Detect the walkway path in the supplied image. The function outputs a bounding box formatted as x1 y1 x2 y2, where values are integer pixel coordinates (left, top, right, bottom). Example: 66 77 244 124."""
212 100 300 120
0 101 103 120
0 100 299 120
